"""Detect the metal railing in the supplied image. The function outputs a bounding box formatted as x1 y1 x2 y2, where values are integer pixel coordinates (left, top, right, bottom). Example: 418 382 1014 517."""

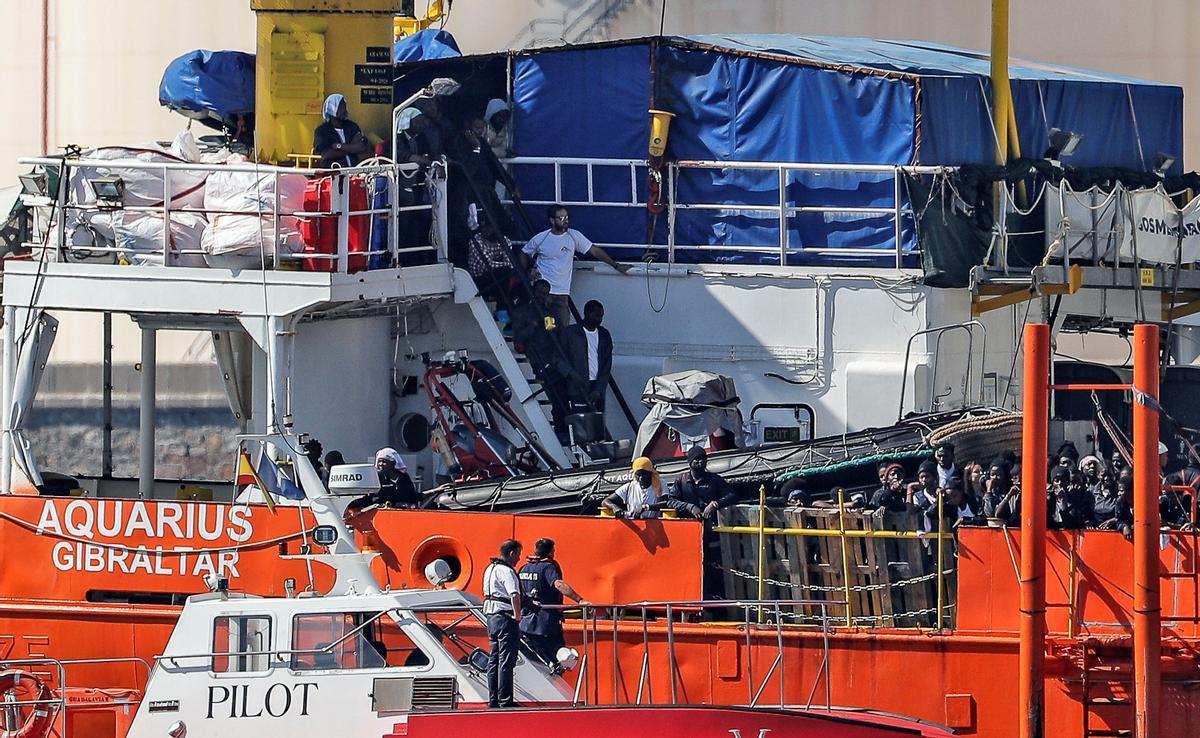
15 155 447 273
897 320 988 419
506 156 943 268
0 656 150 738
549 597 843 710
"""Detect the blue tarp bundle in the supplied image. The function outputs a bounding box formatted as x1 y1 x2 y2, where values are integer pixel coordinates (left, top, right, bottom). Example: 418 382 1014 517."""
403 35 1185 266
394 29 461 64
159 50 255 130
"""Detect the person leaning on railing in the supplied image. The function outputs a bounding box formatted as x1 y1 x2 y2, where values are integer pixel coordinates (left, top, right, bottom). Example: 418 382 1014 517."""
520 204 630 329
663 446 738 520
314 94 369 168
603 457 665 519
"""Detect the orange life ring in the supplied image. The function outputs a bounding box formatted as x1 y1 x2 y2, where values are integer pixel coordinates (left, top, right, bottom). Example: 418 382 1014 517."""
0 670 55 738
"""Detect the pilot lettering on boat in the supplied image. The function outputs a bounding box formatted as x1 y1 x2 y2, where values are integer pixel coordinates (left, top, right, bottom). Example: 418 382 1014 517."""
34 499 253 578
206 682 318 719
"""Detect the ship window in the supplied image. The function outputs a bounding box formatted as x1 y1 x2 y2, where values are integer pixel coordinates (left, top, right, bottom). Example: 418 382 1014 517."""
86 590 193 606
212 615 272 673
291 611 428 671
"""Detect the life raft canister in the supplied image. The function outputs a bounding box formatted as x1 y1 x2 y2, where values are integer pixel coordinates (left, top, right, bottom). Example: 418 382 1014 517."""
0 669 55 738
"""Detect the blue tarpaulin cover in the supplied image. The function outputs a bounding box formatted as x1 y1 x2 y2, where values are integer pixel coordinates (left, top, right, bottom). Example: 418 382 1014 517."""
393 29 461 64
158 50 255 129
407 35 1185 265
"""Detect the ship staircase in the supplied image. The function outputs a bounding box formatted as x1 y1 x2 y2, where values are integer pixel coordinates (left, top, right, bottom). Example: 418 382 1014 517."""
1057 523 1200 738
455 163 641 458
505 0 637 50
0 154 591 495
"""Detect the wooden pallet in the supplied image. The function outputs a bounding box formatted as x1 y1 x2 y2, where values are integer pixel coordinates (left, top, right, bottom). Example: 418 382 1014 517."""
716 505 955 628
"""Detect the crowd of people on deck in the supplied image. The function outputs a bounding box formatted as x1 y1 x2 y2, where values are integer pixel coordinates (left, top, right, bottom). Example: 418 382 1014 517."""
780 439 1197 538
315 90 633 443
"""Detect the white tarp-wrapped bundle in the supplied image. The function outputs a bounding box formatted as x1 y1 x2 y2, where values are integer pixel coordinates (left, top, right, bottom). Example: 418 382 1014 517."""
1046 183 1200 264
112 211 208 267
57 132 218 264
632 370 745 458
200 154 307 268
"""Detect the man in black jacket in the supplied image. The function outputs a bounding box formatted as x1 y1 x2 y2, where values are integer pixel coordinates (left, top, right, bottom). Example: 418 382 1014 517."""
666 446 739 519
558 299 613 416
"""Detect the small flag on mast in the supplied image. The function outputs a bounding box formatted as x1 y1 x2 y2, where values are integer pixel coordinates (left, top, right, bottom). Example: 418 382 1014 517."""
236 447 276 513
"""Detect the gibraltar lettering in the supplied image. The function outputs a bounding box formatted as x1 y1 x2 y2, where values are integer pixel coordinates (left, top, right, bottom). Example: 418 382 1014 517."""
37 500 253 578
206 683 317 719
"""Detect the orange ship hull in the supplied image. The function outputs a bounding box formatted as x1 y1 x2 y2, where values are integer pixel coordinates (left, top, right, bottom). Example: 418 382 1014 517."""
1 497 1199 737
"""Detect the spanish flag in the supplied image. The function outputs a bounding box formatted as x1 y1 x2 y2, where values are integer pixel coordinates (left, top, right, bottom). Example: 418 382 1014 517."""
237 447 276 513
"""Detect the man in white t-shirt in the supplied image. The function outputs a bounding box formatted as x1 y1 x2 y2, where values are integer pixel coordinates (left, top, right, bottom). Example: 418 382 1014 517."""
521 204 630 328
483 539 523 708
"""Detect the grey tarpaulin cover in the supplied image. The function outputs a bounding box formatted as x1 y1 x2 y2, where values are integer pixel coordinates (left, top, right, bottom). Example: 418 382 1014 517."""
633 370 744 458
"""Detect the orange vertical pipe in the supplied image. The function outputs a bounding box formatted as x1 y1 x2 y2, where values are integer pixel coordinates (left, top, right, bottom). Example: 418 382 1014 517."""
1132 323 1161 738
1019 322 1049 738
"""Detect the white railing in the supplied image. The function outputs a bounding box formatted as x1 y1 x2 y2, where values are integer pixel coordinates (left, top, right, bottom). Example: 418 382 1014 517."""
15 156 448 274
506 156 943 268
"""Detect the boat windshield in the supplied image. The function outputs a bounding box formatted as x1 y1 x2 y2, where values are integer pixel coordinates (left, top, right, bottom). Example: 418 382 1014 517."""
290 610 430 671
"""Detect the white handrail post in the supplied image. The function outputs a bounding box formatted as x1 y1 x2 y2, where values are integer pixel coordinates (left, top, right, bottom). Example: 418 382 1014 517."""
273 171 282 270
778 166 788 266
336 171 350 273
389 167 400 267
162 166 172 266
894 167 903 269
1 305 15 494
433 162 449 262
667 163 676 264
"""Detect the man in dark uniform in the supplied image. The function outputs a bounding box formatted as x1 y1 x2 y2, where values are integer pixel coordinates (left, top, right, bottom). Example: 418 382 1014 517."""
665 446 739 600
517 538 587 670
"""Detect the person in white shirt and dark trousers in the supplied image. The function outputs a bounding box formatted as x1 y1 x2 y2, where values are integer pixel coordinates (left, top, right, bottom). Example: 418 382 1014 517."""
521 204 630 329
483 539 523 708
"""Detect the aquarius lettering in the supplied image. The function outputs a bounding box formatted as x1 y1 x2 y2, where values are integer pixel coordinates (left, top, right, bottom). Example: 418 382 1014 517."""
37 500 254 578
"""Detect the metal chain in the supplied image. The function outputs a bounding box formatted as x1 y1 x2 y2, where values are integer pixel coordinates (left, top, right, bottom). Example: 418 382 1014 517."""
773 604 956 625
714 563 954 593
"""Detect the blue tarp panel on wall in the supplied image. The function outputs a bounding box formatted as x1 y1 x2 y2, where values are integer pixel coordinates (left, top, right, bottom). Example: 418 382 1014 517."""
653 45 919 264
497 35 1184 265
919 77 1184 173
512 44 653 251
659 45 917 165
512 44 651 158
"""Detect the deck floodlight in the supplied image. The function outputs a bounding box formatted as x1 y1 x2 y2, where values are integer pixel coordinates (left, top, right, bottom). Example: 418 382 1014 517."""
1044 128 1083 160
1154 152 1177 176
88 175 125 207
312 524 339 547
18 171 46 196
